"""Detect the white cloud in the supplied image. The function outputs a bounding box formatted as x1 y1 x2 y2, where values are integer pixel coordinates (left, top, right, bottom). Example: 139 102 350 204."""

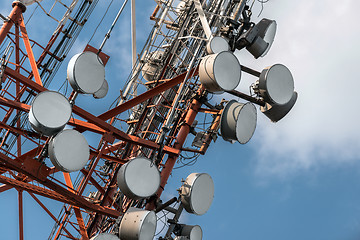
237 0 360 178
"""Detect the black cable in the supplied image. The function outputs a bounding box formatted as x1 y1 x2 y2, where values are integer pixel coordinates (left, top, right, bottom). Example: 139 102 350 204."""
155 210 170 236
25 4 39 25
87 0 115 45
257 0 270 17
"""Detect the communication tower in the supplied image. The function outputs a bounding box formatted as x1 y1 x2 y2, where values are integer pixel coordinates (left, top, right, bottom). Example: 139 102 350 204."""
0 0 297 239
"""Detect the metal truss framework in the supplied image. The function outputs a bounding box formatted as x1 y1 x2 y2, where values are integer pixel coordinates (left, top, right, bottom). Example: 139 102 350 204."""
0 1 219 239
0 0 267 239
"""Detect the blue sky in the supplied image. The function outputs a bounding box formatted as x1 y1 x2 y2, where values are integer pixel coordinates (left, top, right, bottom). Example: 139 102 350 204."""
0 0 360 239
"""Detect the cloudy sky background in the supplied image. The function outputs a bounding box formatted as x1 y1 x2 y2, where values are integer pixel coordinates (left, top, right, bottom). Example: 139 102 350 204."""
246 0 360 179
1 0 360 239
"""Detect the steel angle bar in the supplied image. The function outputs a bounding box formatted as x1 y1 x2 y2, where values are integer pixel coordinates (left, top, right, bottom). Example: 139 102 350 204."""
193 0 212 39
89 150 127 164
198 108 220 114
19 16 43 86
73 105 181 155
0 183 15 193
18 190 24 240
67 118 106 134
98 67 199 121
63 172 89 240
0 175 78 206
0 96 30 112
225 89 265 106
5 67 47 92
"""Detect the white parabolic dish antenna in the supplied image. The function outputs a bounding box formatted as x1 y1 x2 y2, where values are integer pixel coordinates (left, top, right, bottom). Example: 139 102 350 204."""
181 173 214 215
258 64 294 105
117 157 160 200
199 51 241 93
119 208 157 240
90 233 120 240
67 51 105 94
220 100 257 144
48 129 90 172
206 36 229 54
29 91 72 136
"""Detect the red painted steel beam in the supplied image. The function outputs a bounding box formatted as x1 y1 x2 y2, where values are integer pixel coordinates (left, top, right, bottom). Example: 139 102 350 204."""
19 16 43 86
68 118 106 134
80 169 106 196
199 112 222 154
198 108 220 114
89 149 126 164
0 121 42 143
104 141 125 154
0 147 46 193
0 175 78 206
5 67 47 91
0 184 13 193
72 103 181 155
53 205 74 240
18 190 24 240
63 173 89 240
98 67 199 121
0 152 121 218
0 1 25 46
0 96 30 111
74 208 89 240
80 169 120 210
0 173 120 219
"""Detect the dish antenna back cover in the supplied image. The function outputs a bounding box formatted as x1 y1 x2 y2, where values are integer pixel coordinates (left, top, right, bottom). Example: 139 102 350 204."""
199 51 241 93
261 91 298 122
257 18 277 57
49 129 90 172
67 51 105 94
176 225 203 240
220 100 257 144
29 91 72 136
181 173 214 215
117 157 160 200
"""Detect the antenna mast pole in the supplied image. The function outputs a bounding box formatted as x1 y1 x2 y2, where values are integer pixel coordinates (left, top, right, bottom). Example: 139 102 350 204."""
131 0 136 69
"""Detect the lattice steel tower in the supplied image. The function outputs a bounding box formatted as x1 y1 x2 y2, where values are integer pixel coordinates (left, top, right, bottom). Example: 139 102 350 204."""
0 0 296 239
